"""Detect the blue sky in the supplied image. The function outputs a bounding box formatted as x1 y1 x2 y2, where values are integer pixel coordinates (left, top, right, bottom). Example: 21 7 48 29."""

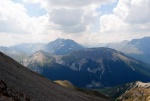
25 3 46 17
97 1 117 14
0 0 150 46
12 0 47 17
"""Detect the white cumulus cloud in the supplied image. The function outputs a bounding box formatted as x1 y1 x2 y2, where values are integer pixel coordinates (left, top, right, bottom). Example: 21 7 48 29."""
0 0 150 46
114 0 150 24
23 0 116 33
99 0 150 43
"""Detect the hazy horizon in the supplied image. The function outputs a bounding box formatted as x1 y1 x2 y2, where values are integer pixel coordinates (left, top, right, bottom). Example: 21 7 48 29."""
0 36 148 47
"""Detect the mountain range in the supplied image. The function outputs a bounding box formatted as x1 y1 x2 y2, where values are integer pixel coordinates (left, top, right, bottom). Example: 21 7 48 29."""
0 38 84 61
0 51 110 101
21 47 150 88
1 37 149 64
1 37 150 101
107 37 150 64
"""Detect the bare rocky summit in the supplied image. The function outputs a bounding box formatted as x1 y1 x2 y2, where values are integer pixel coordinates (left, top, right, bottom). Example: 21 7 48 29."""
0 52 110 101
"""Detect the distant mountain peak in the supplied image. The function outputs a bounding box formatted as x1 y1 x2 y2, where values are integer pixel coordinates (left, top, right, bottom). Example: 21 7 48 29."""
22 50 54 67
44 38 84 55
50 38 75 43
32 50 48 57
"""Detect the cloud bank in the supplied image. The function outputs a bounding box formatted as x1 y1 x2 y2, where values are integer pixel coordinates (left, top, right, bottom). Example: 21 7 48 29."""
0 0 150 46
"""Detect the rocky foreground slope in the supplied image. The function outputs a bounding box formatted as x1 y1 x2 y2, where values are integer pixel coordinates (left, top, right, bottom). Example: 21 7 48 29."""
116 81 150 101
0 52 110 101
97 81 150 101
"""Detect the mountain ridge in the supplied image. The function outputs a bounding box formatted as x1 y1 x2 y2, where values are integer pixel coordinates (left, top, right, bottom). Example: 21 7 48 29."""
107 37 150 64
21 47 150 88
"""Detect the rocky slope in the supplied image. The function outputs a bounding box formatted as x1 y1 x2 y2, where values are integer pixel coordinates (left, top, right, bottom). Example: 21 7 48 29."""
21 47 150 88
97 81 150 100
0 51 110 101
116 81 150 101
